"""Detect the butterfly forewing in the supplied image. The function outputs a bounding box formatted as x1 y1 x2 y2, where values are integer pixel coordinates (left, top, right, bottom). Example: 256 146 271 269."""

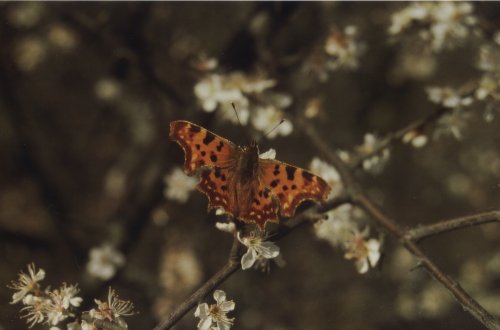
169 120 237 174
260 160 331 218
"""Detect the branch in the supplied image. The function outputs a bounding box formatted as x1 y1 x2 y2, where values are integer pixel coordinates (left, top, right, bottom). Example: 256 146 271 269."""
350 106 449 169
354 194 500 330
407 210 500 242
298 120 500 330
153 237 241 330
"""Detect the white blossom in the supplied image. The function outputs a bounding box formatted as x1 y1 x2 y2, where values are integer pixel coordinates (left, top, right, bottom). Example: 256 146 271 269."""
215 222 236 234
427 86 473 108
163 167 198 203
434 109 471 141
194 72 275 126
389 2 477 52
8 263 46 304
237 231 280 270
356 134 391 174
309 157 343 198
195 290 235 330
343 228 382 274
324 25 365 71
402 130 428 149
314 204 358 247
86 244 125 281
259 148 276 160
251 106 293 139
89 287 135 323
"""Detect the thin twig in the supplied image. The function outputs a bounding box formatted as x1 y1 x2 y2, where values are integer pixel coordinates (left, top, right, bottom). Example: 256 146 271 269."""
351 106 448 169
299 120 500 330
407 210 500 242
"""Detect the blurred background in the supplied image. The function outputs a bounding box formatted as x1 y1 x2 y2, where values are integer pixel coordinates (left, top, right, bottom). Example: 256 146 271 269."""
0 2 499 329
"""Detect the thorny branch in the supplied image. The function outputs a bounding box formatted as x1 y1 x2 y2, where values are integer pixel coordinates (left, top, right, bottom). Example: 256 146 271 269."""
298 119 500 330
154 237 241 330
407 210 500 242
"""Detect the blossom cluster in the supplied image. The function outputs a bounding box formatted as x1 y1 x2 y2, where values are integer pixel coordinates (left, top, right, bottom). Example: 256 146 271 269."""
8 264 136 329
314 204 382 274
389 2 478 52
194 67 293 139
304 25 365 81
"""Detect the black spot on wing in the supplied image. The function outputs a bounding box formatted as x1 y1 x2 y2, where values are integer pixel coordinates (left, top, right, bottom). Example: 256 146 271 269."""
285 166 296 180
214 167 221 178
270 180 278 187
203 133 215 145
216 141 224 152
210 154 218 162
189 125 201 133
302 171 314 182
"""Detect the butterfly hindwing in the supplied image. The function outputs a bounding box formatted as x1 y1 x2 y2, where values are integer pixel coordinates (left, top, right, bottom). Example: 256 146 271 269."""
169 120 237 175
239 182 280 229
260 159 331 218
198 166 232 213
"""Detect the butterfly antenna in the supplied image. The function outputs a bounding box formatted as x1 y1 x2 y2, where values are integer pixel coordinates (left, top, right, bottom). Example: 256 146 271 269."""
263 118 285 139
231 102 243 127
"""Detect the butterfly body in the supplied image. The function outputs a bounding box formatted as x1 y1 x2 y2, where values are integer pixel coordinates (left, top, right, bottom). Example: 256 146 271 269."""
169 120 331 229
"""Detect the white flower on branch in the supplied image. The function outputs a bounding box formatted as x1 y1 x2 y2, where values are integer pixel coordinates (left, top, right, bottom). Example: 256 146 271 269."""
343 228 382 274
389 2 477 52
89 287 136 326
357 133 391 174
45 283 82 325
314 204 359 247
20 295 47 328
314 205 381 273
309 157 343 199
194 71 276 125
433 109 471 141
426 86 473 108
402 130 428 149
195 290 235 330
251 105 293 139
8 263 46 304
324 25 365 71
163 167 197 203
475 74 500 101
237 230 280 270
86 244 125 281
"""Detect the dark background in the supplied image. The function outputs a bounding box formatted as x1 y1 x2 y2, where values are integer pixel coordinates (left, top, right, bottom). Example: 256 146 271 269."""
0 2 499 330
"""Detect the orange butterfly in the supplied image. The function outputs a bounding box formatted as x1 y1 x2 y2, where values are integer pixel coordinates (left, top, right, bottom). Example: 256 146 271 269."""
169 120 332 229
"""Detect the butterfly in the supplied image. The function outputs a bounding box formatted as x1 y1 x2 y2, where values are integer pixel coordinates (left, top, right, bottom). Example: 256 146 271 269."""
169 120 332 229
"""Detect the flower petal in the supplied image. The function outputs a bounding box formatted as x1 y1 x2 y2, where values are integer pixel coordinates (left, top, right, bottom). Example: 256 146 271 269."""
198 316 213 330
241 248 257 270
219 300 235 312
213 290 226 304
195 303 209 318
255 242 280 259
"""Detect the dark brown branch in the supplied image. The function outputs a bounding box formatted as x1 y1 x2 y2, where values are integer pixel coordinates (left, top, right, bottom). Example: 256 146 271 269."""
299 120 500 330
354 194 500 330
407 210 500 242
153 237 241 330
